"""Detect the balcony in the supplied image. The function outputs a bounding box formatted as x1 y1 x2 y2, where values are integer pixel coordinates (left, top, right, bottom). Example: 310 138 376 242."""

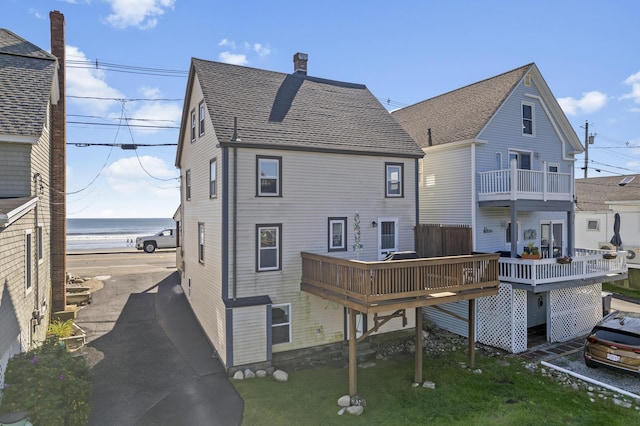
477 166 572 203
300 252 500 314
498 249 627 287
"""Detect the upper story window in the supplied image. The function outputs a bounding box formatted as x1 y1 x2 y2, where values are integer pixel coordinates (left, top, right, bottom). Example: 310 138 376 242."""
185 170 191 201
522 102 534 136
257 156 281 197
210 159 217 198
198 222 205 263
587 219 599 231
190 109 196 142
257 224 281 271
548 164 559 173
328 217 347 252
509 150 531 170
199 101 205 136
385 163 404 198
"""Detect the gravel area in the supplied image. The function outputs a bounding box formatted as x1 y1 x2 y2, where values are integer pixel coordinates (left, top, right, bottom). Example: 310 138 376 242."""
544 349 640 397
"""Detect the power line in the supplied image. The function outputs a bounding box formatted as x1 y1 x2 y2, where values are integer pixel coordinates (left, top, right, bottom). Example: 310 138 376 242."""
67 95 183 102
67 142 177 148
67 120 179 129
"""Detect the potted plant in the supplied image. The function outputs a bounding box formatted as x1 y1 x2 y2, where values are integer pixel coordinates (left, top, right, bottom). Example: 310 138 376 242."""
522 242 540 259
603 252 617 260
556 255 573 264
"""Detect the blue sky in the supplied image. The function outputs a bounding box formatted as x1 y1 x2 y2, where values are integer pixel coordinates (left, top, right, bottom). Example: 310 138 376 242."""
3 0 640 218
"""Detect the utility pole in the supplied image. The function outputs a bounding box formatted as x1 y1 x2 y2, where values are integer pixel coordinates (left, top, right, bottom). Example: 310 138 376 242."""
582 121 595 178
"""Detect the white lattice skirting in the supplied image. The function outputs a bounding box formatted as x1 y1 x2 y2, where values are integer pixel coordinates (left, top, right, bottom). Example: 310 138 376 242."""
477 283 528 353
549 283 602 342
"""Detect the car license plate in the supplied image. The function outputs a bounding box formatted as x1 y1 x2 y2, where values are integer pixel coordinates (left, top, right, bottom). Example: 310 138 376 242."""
607 353 621 362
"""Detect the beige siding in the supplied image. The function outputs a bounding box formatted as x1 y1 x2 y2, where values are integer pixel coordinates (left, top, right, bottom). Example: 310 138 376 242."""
231 306 268 365
232 149 417 353
0 143 31 196
178 75 228 365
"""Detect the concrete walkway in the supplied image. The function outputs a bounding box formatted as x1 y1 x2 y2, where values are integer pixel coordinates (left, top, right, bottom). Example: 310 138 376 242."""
76 268 243 425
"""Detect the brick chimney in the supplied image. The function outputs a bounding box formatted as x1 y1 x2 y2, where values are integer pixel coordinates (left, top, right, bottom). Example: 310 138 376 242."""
293 52 308 75
50 10 66 312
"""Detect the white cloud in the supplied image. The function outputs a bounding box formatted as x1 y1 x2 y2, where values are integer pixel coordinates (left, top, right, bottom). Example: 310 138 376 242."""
621 71 640 104
253 43 271 57
104 0 175 30
219 51 248 66
557 91 607 116
127 101 182 134
105 156 178 196
29 8 45 19
218 39 236 49
66 45 124 115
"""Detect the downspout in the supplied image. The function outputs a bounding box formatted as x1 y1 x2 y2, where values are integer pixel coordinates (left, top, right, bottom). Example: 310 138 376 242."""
471 143 476 251
231 117 240 300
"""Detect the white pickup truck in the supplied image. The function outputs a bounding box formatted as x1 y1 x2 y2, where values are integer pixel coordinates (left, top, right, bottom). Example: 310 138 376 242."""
136 228 176 253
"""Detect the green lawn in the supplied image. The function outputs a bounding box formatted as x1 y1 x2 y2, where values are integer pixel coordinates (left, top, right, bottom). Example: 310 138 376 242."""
233 350 638 425
603 282 640 302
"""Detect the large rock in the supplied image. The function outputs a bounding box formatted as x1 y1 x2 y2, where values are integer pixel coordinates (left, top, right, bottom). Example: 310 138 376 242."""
256 370 267 378
233 371 244 380
244 369 256 379
347 406 364 416
337 395 351 407
273 369 288 382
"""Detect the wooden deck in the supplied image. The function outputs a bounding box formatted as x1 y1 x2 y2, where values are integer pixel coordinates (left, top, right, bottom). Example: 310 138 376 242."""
300 252 500 314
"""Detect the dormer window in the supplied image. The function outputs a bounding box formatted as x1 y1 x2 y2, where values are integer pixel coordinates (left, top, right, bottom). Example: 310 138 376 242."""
619 176 635 186
522 102 534 136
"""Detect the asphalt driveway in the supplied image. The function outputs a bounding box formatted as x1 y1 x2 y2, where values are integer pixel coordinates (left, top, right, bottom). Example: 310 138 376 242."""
72 255 243 425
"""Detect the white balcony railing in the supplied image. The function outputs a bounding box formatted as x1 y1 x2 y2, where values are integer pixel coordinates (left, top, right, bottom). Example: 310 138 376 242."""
478 163 572 202
498 249 627 286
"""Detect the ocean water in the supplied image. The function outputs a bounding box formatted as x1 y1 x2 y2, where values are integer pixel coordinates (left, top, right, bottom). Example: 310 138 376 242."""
66 218 175 251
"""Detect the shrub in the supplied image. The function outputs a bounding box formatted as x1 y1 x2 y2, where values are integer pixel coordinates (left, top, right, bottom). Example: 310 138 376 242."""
0 337 91 426
47 320 75 338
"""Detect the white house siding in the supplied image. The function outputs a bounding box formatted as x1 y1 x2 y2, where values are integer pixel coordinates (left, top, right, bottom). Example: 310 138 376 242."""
423 301 469 337
575 210 640 251
178 75 228 365
231 148 417 354
420 144 473 226
231 305 268 366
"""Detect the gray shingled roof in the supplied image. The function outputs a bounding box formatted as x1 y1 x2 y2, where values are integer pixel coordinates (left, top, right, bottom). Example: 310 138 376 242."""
0 28 57 138
177 58 423 164
576 175 640 211
391 64 533 148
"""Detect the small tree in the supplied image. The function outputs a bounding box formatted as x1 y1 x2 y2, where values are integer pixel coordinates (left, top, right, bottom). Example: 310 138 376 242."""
0 338 91 426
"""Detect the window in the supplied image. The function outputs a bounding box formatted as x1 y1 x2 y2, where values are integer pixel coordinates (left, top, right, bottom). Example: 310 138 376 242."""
257 224 281 271
272 303 291 344
619 176 635 186
185 170 191 201
509 151 531 170
198 223 205 263
522 102 534 136
190 109 196 142
198 101 205 136
328 217 347 252
385 163 403 197
505 222 519 244
25 230 32 292
257 156 281 196
548 164 559 173
176 220 181 247
541 222 564 258
587 219 599 231
209 159 217 198
495 152 502 170
37 225 43 262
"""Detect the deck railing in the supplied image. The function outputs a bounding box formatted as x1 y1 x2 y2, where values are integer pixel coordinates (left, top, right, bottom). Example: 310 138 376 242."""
301 252 499 308
477 163 572 202
498 249 627 285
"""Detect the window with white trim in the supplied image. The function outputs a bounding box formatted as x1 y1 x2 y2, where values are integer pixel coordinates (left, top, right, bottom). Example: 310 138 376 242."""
257 224 281 271
210 159 217 198
272 303 291 344
505 222 519 244
198 101 205 136
198 222 205 263
190 109 196 142
257 156 281 196
522 102 534 136
25 230 32 292
587 219 599 231
548 163 559 173
185 170 191 201
385 163 403 197
328 217 347 252
509 150 531 170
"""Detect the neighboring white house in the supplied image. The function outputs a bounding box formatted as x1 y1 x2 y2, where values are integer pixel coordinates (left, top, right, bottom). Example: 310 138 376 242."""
174 53 426 369
0 28 59 386
575 174 640 269
392 63 627 353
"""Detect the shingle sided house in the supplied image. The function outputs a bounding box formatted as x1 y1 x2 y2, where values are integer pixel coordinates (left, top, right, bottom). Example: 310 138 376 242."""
0 28 60 385
392 63 627 353
174 54 426 369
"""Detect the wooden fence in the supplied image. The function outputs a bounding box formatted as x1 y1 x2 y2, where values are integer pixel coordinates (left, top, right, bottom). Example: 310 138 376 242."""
414 224 472 258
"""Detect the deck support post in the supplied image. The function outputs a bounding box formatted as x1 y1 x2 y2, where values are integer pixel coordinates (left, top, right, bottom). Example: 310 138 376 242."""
468 298 476 368
414 307 423 384
349 308 357 396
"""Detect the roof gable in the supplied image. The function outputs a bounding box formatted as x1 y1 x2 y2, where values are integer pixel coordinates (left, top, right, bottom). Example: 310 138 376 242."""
391 63 583 153
0 28 57 139
176 58 423 167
